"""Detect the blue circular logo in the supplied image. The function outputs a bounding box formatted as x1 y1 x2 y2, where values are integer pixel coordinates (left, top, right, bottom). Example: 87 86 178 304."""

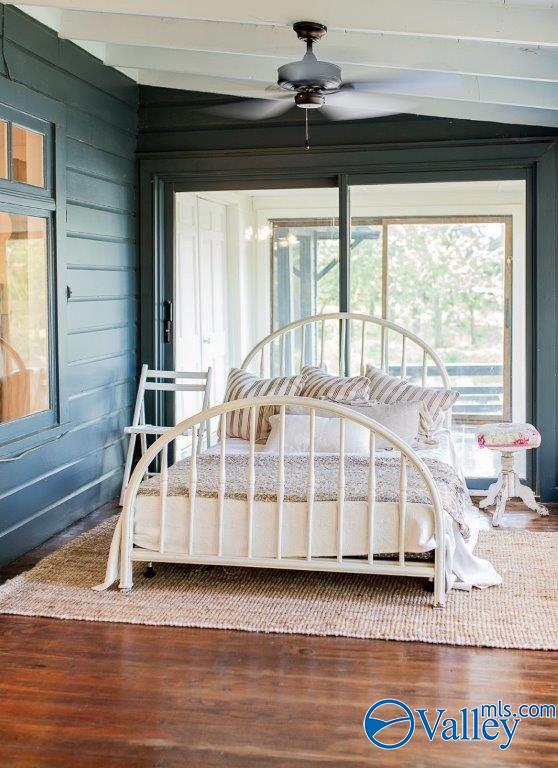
363 698 415 750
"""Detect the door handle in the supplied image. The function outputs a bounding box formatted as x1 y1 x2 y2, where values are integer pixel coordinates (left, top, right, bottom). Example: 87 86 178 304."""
162 299 173 344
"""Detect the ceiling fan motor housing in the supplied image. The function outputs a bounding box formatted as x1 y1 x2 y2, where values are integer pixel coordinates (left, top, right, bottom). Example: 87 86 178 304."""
277 20 341 94
277 59 342 92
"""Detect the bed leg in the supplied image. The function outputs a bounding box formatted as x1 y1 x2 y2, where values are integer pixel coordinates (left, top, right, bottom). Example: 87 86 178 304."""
433 575 446 608
144 562 156 579
118 511 134 591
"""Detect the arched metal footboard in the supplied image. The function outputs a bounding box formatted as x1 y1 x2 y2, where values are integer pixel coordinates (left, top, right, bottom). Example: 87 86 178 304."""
95 396 448 607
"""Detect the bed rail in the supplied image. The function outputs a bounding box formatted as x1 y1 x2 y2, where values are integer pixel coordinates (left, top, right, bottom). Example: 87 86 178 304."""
95 397 448 607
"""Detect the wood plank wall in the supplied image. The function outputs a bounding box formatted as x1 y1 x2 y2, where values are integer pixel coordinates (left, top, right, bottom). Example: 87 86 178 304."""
0 5 138 565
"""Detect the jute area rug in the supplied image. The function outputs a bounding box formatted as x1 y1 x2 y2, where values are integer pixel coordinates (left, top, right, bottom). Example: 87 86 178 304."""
0 517 556 650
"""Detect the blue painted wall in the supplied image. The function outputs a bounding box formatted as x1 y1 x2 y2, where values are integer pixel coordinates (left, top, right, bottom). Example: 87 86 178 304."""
0 6 138 565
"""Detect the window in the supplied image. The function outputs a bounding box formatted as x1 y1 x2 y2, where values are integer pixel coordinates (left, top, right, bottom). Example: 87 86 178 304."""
0 99 56 445
11 124 45 188
350 215 512 423
0 213 49 423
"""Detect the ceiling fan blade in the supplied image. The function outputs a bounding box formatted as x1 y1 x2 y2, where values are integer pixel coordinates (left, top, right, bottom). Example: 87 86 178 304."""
342 71 461 98
206 97 294 121
321 104 401 121
322 89 412 120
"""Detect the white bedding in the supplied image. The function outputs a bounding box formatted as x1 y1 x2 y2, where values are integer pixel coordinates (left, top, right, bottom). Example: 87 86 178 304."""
133 431 501 590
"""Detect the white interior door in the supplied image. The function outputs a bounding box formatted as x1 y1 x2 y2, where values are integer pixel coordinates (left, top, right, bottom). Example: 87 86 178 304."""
197 198 228 402
175 194 228 426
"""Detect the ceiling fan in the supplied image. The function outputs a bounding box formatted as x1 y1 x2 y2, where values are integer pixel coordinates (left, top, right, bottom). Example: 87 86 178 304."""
209 21 459 149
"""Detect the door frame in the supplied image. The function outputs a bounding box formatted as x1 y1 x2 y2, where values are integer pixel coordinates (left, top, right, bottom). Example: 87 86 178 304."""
138 138 556 499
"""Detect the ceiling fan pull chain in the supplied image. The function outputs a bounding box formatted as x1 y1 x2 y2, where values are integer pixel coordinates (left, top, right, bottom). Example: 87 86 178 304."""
305 109 310 151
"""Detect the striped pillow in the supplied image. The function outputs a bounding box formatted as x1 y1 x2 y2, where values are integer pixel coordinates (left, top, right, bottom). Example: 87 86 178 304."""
365 364 459 435
223 368 305 441
300 365 371 402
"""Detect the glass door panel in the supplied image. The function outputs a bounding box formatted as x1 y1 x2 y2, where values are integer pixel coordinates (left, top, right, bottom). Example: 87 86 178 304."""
350 181 526 482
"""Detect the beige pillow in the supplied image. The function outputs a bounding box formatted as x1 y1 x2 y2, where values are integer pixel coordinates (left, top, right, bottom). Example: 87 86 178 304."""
223 368 305 441
300 364 371 402
365 364 458 437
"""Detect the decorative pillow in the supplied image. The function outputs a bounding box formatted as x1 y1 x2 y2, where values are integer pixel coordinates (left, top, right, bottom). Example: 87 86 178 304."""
286 400 421 450
365 364 459 437
300 364 371 402
264 413 369 455
223 368 305 442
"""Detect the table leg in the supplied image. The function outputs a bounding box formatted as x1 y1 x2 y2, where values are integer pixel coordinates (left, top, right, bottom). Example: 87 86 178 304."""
492 471 509 527
479 474 503 509
514 476 549 516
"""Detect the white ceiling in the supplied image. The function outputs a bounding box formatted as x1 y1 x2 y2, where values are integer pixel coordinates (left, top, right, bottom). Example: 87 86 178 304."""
16 1 558 127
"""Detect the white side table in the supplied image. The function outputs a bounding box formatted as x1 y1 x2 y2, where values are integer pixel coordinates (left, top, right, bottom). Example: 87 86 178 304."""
476 422 548 526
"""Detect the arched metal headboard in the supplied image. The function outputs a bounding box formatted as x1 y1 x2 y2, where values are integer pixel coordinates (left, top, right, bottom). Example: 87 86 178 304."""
241 312 451 391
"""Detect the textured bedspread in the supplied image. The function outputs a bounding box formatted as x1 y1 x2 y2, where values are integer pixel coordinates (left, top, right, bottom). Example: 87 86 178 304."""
138 453 470 539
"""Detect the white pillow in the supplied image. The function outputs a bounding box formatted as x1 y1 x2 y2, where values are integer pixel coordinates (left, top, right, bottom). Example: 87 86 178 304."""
264 413 369 454
285 400 421 450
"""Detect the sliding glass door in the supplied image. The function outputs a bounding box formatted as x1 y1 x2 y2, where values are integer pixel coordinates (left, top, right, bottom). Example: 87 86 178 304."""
168 177 526 484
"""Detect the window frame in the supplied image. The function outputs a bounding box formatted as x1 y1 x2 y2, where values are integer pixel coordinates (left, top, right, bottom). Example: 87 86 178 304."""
270 213 513 426
0 80 67 455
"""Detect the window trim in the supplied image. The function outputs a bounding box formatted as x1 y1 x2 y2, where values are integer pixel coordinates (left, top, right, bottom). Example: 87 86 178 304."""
0 79 67 456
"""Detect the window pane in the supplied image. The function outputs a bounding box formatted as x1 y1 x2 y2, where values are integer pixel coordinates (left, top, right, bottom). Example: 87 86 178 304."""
350 180 526 482
0 121 7 179
386 220 508 416
11 125 44 187
0 212 49 423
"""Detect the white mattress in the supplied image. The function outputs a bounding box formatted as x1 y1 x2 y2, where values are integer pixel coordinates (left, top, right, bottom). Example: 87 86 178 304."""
133 432 459 559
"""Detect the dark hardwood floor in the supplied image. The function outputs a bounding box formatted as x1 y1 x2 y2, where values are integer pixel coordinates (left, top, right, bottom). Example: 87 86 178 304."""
0 500 556 767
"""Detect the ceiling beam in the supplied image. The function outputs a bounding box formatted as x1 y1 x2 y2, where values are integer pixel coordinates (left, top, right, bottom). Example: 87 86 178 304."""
55 11 558 83
18 0 558 45
104 45 558 111
136 69 558 127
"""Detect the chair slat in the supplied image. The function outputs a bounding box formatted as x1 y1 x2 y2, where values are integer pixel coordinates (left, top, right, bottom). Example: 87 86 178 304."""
145 382 207 392
146 369 209 379
320 318 325 368
422 349 428 386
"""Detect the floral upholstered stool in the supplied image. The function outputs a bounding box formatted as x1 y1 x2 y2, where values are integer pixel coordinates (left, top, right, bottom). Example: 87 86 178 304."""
476 422 548 526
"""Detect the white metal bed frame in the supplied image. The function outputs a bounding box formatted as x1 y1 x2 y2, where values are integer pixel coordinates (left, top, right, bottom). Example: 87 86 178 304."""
95 313 453 607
